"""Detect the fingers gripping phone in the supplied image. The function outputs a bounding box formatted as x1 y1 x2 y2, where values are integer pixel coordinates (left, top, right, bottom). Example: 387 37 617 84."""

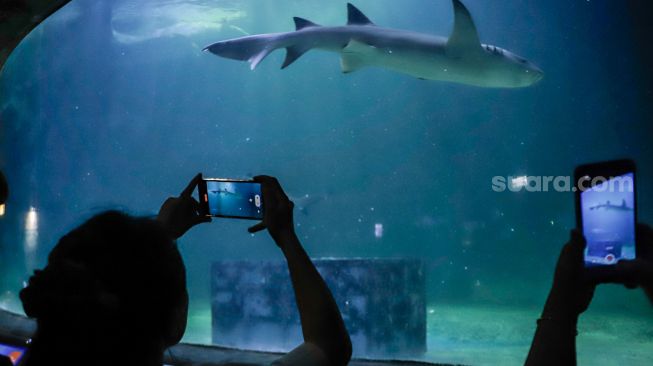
575 159 637 267
198 178 264 220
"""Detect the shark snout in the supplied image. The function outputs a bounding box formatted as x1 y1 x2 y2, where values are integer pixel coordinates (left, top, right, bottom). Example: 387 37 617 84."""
530 65 544 83
521 65 543 86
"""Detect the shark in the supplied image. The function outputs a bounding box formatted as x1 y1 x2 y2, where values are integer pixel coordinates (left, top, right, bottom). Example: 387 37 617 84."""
210 189 243 199
589 199 634 212
204 0 543 88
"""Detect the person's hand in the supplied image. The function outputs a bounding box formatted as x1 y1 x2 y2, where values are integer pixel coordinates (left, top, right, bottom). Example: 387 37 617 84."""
542 230 596 323
157 173 212 239
607 224 653 304
247 176 295 244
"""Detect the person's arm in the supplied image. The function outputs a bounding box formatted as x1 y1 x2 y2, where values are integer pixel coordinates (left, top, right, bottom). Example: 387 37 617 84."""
249 176 352 366
156 174 211 345
525 230 595 366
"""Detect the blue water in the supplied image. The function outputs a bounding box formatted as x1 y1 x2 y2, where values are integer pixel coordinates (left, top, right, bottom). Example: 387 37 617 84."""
1 0 652 364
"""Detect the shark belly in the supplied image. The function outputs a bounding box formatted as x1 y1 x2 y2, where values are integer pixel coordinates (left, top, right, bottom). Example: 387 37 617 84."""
333 31 489 86
383 53 490 86
347 45 456 81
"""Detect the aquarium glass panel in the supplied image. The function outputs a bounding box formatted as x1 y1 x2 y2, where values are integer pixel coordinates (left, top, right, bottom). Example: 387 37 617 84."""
1 0 652 365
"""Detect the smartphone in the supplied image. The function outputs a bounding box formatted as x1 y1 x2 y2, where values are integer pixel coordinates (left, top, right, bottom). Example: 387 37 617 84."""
198 178 263 220
575 159 636 267
0 342 24 364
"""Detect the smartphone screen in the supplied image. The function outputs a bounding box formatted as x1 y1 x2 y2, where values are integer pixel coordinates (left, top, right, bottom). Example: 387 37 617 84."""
0 342 25 364
200 179 263 220
580 172 636 266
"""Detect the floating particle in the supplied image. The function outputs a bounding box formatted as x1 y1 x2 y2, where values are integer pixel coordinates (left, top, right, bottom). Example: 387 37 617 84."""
374 223 383 238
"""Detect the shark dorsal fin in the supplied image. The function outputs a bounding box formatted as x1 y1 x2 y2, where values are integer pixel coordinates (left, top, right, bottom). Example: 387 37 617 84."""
447 0 481 55
294 17 320 30
347 3 375 26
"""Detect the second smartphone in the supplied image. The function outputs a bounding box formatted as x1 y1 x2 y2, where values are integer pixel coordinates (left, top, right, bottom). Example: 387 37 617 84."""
198 178 263 220
575 159 636 267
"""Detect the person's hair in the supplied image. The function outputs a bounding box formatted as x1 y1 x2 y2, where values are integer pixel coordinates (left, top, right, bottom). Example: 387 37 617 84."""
20 211 188 351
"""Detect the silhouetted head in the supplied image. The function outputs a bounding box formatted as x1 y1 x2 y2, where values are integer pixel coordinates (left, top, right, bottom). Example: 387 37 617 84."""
480 44 543 87
20 211 188 364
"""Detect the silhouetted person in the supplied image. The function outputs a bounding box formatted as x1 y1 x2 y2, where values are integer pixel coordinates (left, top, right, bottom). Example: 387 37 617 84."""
18 174 351 366
19 211 189 366
525 224 652 365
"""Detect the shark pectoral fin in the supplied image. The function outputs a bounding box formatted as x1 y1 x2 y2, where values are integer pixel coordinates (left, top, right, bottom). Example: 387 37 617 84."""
282 45 310 69
249 48 273 70
446 0 482 57
340 39 375 73
340 54 367 73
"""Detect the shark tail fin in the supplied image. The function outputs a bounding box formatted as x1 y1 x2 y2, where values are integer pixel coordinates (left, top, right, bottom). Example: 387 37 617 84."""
248 48 275 70
204 37 279 70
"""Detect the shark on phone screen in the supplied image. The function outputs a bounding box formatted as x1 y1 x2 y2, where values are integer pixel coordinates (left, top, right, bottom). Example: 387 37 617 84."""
589 199 634 212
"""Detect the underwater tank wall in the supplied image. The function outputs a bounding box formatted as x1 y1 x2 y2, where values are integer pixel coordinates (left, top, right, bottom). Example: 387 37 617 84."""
0 0 652 365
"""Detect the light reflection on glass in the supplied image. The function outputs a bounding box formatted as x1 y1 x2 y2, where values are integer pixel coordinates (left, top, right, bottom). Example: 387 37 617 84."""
24 207 39 271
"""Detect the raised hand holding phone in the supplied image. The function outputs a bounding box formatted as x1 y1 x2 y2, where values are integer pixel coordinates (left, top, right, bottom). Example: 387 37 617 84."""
527 160 646 366
607 224 653 302
247 176 296 244
158 173 212 239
